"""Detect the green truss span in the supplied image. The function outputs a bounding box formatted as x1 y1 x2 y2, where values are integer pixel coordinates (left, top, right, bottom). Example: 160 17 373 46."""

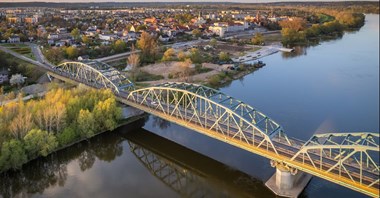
52 61 379 197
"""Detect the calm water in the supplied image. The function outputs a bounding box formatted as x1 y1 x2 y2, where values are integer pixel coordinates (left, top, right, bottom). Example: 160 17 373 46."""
0 14 378 198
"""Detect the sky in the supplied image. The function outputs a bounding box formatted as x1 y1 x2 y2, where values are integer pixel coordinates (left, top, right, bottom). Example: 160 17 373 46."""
0 0 378 2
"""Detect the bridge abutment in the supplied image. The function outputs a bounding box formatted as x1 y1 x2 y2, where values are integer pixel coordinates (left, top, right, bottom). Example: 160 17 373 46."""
265 162 312 198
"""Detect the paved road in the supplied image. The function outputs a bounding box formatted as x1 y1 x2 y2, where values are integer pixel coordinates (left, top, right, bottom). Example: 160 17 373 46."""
0 44 52 71
95 50 141 62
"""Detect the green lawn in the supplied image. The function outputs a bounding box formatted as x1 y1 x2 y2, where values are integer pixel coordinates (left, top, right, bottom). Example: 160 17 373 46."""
318 13 335 23
0 43 36 60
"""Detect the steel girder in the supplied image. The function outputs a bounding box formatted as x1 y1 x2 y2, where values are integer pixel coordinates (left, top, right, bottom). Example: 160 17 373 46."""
129 141 214 197
290 132 379 191
54 61 134 93
127 82 289 155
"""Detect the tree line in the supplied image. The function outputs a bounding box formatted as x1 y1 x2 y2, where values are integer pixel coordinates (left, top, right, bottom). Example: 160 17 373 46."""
0 87 122 172
280 12 365 46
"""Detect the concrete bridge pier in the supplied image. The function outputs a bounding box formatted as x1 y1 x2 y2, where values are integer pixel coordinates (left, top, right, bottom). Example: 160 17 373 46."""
265 161 312 198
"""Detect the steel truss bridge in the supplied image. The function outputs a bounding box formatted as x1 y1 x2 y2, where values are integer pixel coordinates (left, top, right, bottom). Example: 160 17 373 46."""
48 61 379 197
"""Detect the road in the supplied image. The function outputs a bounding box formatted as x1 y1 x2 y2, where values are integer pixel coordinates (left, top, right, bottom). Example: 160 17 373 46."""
0 44 52 71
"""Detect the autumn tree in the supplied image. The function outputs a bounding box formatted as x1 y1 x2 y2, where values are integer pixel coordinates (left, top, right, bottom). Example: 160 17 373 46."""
137 32 157 64
279 17 307 31
66 46 79 59
82 35 90 45
113 39 127 53
162 48 176 61
177 50 187 61
177 58 193 82
251 33 264 45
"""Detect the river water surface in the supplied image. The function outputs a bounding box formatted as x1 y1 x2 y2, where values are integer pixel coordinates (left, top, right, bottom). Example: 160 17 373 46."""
0 14 378 198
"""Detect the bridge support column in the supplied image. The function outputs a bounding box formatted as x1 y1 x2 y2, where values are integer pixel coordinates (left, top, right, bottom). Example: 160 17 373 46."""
265 161 312 198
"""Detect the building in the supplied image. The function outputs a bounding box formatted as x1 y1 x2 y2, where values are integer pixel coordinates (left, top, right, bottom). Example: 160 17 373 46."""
6 16 21 23
0 69 9 84
8 35 20 43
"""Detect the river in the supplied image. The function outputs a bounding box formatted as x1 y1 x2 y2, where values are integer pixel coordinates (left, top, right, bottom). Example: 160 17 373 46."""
0 14 378 198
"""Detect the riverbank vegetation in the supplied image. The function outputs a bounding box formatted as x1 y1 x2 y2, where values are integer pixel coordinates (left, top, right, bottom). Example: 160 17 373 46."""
280 12 365 46
0 87 122 172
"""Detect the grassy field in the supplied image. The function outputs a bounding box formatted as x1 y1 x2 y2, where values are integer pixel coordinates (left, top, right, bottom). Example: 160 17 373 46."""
0 43 36 60
263 33 282 43
318 13 335 23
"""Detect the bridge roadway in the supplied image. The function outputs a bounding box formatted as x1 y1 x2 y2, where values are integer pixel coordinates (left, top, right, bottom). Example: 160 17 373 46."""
45 68 380 197
119 93 379 189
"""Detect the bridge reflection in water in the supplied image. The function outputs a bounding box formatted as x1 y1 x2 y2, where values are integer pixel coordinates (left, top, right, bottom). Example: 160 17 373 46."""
125 129 273 198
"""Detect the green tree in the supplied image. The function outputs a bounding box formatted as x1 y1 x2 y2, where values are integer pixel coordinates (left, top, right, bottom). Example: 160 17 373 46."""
93 98 122 131
251 33 264 45
45 47 64 64
219 52 230 61
24 129 58 157
77 109 95 138
281 28 306 46
66 46 79 59
0 139 27 170
189 48 202 64
113 39 127 53
192 29 202 37
209 38 217 47
71 28 81 41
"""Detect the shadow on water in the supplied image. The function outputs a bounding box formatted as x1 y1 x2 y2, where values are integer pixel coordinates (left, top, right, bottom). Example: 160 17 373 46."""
0 117 276 198
122 127 274 198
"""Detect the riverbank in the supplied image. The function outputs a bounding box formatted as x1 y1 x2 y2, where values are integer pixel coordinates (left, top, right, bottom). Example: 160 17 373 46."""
0 110 148 174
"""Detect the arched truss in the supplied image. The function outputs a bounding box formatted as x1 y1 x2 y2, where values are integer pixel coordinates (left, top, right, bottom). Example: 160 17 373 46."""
54 61 134 93
290 132 379 191
129 141 219 197
127 82 291 155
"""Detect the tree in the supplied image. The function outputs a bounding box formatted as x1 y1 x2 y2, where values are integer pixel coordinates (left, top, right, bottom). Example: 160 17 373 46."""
279 17 307 31
9 109 33 140
66 46 78 59
71 28 81 41
251 33 264 45
10 74 25 87
45 47 64 64
177 50 187 61
24 129 58 157
281 28 306 46
219 52 230 62
177 58 193 82
137 32 157 63
93 98 122 131
192 29 202 37
189 48 202 64
162 48 176 61
77 109 95 138
82 35 90 45
0 139 27 170
209 38 217 47
113 39 127 53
